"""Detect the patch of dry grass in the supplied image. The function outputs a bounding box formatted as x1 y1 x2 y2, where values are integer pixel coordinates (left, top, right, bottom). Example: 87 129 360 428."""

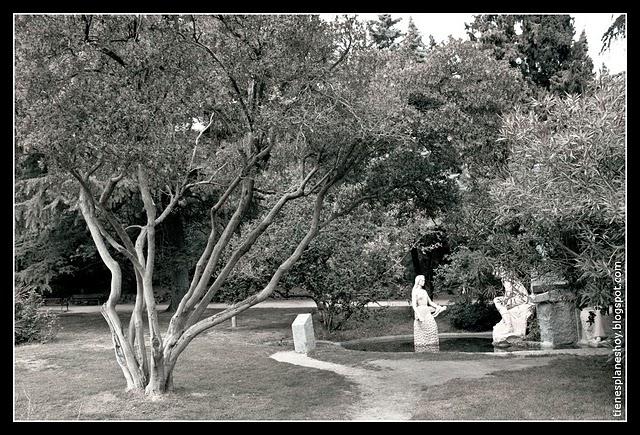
410 355 623 420
15 306 619 421
14 308 355 420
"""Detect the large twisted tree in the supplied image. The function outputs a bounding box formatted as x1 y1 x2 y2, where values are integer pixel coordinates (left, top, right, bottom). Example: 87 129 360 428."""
15 14 433 395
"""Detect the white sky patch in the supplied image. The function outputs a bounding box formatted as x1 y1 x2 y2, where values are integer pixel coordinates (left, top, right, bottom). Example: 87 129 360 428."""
319 13 626 74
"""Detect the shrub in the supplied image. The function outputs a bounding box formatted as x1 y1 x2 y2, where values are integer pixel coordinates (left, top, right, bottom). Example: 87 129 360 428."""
433 247 503 303
525 309 540 341
15 287 60 344
444 299 501 332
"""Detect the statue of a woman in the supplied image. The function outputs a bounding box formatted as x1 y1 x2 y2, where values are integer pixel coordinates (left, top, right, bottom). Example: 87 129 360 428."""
492 268 534 344
411 275 445 352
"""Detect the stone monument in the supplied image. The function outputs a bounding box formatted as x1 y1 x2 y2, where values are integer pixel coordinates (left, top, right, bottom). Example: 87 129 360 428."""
530 273 579 348
292 313 316 354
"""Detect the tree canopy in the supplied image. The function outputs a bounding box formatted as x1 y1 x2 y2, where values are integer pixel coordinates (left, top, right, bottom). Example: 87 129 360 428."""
466 14 595 94
14 14 625 397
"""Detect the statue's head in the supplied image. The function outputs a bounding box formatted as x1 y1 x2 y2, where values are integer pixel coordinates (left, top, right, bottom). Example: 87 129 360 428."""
414 275 425 287
493 265 507 279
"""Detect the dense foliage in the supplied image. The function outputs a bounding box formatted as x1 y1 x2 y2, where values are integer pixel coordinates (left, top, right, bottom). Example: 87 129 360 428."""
443 300 501 332
494 72 625 309
15 287 60 344
466 14 594 95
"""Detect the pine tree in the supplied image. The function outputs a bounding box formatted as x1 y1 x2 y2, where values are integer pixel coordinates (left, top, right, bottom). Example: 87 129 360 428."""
466 14 595 94
368 14 404 49
550 30 595 95
400 17 427 61
601 14 626 53
517 15 575 90
428 34 437 49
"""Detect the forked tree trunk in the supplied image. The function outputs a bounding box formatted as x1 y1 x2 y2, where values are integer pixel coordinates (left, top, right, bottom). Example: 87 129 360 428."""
78 190 146 392
74 149 333 396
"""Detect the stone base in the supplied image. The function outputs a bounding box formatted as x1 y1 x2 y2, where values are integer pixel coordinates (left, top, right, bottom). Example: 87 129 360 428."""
292 313 316 354
536 301 579 347
493 336 542 350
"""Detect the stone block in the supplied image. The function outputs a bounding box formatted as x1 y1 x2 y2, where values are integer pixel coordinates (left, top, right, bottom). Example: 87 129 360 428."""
536 301 579 347
530 292 551 303
530 272 568 294
292 313 316 354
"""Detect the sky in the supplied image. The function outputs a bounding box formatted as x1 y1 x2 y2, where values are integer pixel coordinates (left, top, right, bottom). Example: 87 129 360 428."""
320 13 626 74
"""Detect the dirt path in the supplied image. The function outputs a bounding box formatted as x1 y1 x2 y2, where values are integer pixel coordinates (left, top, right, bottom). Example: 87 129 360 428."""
270 351 553 420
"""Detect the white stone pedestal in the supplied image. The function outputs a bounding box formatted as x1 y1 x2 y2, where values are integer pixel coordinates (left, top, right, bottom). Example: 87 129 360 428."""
292 313 316 354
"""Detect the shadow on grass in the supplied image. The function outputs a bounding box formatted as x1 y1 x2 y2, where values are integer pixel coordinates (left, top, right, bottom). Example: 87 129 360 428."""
411 355 622 420
14 308 356 420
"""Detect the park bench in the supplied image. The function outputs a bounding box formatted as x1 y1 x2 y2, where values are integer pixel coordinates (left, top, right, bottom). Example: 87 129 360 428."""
69 293 107 306
43 297 69 311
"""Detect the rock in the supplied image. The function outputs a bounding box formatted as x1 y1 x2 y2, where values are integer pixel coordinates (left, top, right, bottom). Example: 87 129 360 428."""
291 313 316 354
530 272 568 294
536 301 579 347
531 289 576 304
530 292 551 303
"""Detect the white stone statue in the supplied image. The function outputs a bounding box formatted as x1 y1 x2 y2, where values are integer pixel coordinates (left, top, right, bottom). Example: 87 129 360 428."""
412 275 446 352
492 269 535 344
578 307 611 347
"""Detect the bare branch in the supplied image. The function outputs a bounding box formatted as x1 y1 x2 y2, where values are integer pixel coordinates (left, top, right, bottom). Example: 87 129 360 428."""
87 154 105 177
99 173 124 206
183 166 320 328
167 182 330 367
329 27 353 72
184 16 254 130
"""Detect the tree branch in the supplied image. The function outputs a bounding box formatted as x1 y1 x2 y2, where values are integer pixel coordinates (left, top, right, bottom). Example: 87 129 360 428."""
184 16 254 130
182 165 321 329
166 181 330 368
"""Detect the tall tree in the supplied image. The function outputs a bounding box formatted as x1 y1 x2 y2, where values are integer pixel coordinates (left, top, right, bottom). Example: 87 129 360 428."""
601 14 626 53
368 14 404 49
400 17 427 61
15 14 428 395
493 72 625 309
396 38 527 287
550 30 594 95
437 71 625 309
466 14 595 94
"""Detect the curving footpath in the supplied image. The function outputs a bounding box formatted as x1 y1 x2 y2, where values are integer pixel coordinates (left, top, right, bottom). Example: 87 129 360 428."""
270 350 556 420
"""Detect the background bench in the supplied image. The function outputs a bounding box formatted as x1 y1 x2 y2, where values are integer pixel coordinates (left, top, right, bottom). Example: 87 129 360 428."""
69 294 107 306
43 297 69 311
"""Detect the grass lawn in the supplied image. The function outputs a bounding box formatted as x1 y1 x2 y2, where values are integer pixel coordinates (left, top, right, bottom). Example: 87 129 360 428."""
411 355 622 420
14 308 356 420
14 306 622 420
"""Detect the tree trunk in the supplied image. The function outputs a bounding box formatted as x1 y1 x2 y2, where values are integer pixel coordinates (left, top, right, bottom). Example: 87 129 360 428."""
78 190 146 392
166 269 189 312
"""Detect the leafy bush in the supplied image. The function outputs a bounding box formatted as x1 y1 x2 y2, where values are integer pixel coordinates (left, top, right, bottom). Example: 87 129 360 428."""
444 299 501 332
525 311 540 341
433 247 503 303
15 287 60 345
222 199 432 332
